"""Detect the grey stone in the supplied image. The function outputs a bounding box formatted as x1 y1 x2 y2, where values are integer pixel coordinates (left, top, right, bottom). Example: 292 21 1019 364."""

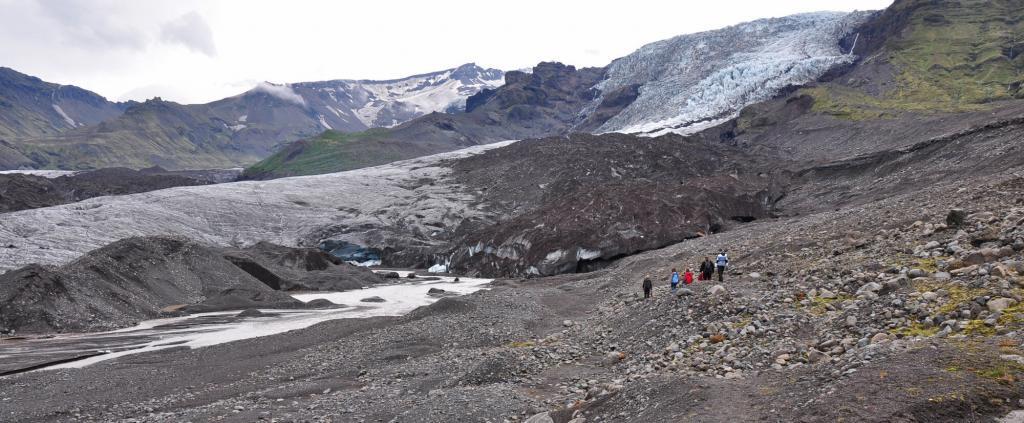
988 297 1018 313
525 412 554 423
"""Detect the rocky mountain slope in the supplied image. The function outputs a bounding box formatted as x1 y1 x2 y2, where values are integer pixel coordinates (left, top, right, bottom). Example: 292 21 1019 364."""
0 67 130 141
0 236 383 334
719 0 1024 165
0 64 501 170
242 62 605 178
245 11 877 178
217 63 504 131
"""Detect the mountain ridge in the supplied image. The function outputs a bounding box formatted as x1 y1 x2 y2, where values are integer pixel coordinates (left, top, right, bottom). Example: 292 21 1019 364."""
0 63 503 170
245 10 875 179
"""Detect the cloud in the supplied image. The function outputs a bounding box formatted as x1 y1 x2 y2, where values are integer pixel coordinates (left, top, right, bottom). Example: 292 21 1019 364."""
160 11 216 56
34 0 149 51
251 82 306 107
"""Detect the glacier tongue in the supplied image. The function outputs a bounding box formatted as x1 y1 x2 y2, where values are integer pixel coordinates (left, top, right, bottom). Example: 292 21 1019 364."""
0 141 516 272
591 11 871 135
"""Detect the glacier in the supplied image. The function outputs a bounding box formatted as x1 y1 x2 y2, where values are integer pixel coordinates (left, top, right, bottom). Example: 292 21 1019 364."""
0 141 517 272
588 11 871 135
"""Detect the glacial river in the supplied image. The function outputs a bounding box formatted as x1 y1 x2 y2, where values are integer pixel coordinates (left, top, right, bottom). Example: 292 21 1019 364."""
0 271 490 375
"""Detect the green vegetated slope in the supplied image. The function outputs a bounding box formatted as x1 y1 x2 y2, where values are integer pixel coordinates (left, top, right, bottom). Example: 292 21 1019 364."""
13 99 267 170
243 129 399 178
807 0 1024 120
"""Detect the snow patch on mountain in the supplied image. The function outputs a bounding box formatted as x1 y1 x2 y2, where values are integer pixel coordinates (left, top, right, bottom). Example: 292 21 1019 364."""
590 11 871 135
51 104 77 127
298 64 504 129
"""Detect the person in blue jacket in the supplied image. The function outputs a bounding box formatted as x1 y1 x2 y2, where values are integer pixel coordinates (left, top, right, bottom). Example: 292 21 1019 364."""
670 268 680 293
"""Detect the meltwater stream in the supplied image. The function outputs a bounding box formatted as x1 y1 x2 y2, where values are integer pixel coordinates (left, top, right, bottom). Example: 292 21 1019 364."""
0 272 490 374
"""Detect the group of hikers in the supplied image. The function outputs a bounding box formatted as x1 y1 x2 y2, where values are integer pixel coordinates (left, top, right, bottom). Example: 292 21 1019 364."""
642 251 729 298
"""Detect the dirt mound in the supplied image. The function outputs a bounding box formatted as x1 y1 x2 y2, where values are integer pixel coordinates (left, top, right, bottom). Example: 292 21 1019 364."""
0 168 210 213
405 297 477 320
442 132 791 276
0 236 360 334
224 242 383 291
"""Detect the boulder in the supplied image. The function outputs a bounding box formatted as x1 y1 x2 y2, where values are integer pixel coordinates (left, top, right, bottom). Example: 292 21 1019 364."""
381 272 401 279
857 282 882 295
305 298 338 309
708 285 728 296
991 265 1010 278
360 296 386 303
818 288 837 299
880 276 909 294
603 351 626 364
963 251 988 265
525 412 554 423
987 297 1018 313
946 209 967 227
870 333 891 344
907 268 929 278
807 348 827 363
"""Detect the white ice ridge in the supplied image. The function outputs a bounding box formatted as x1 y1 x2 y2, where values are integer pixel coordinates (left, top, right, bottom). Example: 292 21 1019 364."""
0 141 518 272
590 11 872 135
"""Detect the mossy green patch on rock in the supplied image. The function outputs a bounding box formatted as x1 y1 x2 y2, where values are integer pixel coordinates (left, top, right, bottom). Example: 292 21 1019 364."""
892 322 940 338
808 0 1024 119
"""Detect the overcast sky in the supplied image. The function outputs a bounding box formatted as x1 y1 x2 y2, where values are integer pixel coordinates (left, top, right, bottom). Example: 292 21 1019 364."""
0 0 893 105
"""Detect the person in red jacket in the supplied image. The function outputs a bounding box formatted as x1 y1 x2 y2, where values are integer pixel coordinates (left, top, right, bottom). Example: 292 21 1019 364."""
684 268 694 285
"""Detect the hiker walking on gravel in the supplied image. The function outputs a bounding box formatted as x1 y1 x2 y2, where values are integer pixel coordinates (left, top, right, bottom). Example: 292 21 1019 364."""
642 274 653 299
716 251 729 282
699 257 714 281
684 268 694 285
670 268 680 293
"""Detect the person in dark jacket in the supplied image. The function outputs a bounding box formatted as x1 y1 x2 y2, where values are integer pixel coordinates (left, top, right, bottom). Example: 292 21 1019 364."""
699 257 714 281
642 274 653 299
